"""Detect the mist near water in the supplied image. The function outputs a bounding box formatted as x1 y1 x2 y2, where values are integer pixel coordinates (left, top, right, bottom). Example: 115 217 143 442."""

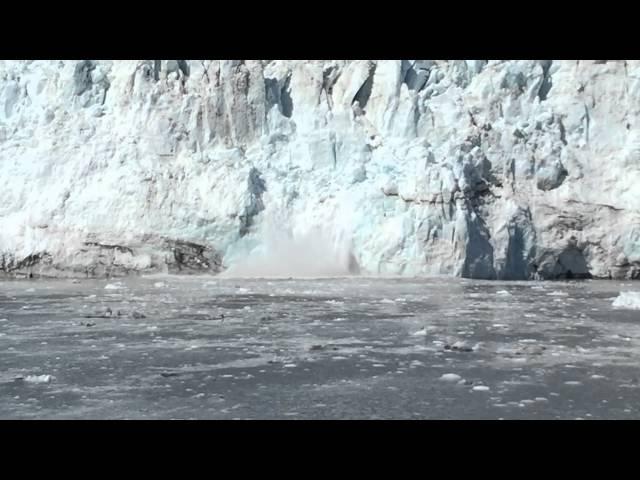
221 224 360 278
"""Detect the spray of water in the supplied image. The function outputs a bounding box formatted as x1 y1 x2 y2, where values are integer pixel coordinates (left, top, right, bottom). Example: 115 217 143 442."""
221 221 360 279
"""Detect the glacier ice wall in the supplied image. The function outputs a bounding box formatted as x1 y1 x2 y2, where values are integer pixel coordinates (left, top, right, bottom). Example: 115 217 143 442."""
0 60 639 279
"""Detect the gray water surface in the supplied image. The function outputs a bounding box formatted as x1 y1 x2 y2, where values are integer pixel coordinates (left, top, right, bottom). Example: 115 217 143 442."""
1 276 639 419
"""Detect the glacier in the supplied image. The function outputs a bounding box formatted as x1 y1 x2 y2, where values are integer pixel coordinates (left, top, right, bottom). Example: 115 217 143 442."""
0 60 639 280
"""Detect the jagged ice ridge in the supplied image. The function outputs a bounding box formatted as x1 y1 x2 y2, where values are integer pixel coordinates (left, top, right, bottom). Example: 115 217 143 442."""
0 60 639 280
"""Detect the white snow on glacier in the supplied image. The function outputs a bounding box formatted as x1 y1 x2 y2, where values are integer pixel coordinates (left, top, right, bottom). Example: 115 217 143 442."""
0 60 639 279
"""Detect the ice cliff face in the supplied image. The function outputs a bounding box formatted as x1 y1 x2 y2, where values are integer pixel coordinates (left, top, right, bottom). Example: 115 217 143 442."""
0 60 639 279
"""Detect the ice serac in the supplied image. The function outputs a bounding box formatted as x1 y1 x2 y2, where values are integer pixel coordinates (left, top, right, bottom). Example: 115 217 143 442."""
0 60 639 279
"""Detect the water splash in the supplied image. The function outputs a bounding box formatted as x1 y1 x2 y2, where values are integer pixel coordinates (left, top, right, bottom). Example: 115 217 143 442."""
221 219 359 278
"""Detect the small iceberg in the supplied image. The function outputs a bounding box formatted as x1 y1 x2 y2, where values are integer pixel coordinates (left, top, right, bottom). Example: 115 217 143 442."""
412 327 428 337
24 375 54 384
612 292 640 310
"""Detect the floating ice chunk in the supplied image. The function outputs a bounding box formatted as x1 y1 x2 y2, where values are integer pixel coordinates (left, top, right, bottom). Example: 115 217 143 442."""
496 290 511 296
472 385 490 392
547 290 568 297
153 282 166 288
105 283 125 290
380 298 395 304
283 364 297 368
25 288 35 293
412 327 428 336
440 373 462 382
612 292 640 310
24 375 53 384
564 381 583 386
